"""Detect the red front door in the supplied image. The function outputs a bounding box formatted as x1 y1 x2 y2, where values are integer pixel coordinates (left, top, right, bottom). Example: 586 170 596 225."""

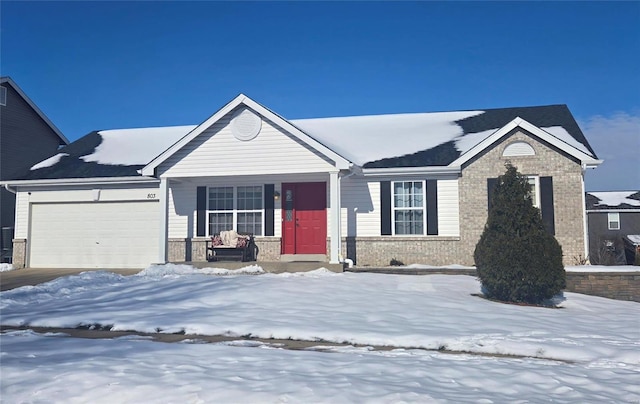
282 182 327 255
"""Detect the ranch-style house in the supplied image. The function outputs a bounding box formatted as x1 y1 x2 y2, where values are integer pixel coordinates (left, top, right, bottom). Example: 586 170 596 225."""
2 94 602 269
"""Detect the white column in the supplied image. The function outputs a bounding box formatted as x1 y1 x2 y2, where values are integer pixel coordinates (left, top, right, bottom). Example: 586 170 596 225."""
158 177 169 264
329 171 341 264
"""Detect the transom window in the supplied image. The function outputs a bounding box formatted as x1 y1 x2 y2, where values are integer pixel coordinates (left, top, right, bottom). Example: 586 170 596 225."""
208 186 263 235
392 181 425 235
608 212 620 230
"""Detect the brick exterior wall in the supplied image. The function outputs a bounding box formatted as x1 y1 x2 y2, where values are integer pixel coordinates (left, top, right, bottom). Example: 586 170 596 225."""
168 237 283 262
458 130 586 266
255 237 282 261
342 236 461 267
168 238 188 262
11 239 26 269
565 272 640 302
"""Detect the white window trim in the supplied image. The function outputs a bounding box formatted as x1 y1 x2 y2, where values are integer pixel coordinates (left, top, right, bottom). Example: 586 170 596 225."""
206 185 264 236
0 86 6 106
608 212 620 230
391 180 427 236
527 175 541 208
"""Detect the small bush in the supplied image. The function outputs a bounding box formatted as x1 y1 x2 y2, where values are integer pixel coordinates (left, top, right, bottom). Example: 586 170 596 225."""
474 163 565 304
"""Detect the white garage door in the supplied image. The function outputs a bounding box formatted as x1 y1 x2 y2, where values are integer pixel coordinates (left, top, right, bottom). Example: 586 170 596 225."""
29 201 160 269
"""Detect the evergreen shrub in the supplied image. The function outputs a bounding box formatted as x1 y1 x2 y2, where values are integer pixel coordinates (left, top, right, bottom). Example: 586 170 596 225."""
474 163 565 304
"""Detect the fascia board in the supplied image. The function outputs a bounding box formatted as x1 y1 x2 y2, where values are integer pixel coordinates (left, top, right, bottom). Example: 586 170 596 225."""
0 176 160 187
141 94 247 176
362 166 461 177
1 77 69 145
450 117 600 167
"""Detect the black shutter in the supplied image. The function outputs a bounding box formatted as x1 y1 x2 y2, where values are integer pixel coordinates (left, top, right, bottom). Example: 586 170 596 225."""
264 184 275 236
487 178 498 211
380 181 392 235
196 186 207 237
426 180 438 235
540 176 555 235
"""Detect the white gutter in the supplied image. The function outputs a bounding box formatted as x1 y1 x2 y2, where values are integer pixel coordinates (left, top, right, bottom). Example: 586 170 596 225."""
362 166 461 177
0 176 160 187
587 209 640 213
4 183 17 194
583 160 604 169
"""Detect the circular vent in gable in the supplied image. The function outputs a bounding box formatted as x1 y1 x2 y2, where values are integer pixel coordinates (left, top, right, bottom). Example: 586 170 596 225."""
231 108 262 141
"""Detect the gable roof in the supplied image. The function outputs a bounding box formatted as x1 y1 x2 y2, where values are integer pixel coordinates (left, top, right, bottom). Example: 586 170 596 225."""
141 94 352 175
292 104 598 169
586 191 640 211
0 76 69 145
7 96 601 182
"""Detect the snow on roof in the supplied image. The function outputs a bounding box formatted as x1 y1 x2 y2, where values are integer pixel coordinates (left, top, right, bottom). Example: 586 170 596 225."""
627 235 640 245
30 153 69 170
454 128 496 155
589 191 640 208
291 111 484 166
542 126 594 157
81 125 197 166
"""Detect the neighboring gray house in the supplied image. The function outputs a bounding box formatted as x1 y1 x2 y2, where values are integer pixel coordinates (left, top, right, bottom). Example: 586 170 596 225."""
586 191 640 265
2 94 601 269
0 77 69 262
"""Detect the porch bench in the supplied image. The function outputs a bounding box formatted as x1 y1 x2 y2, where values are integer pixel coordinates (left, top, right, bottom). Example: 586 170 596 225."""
207 231 256 262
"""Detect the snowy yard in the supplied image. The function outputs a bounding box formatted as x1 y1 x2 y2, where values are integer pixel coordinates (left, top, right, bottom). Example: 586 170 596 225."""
1 264 638 403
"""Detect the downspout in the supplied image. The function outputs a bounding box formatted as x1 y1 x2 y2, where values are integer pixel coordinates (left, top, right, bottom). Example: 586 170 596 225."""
581 163 590 263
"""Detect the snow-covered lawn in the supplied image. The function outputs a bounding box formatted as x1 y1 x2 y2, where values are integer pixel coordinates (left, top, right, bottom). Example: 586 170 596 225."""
1 264 639 403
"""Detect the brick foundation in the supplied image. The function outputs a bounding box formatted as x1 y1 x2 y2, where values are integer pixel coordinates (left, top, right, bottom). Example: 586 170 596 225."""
341 236 461 267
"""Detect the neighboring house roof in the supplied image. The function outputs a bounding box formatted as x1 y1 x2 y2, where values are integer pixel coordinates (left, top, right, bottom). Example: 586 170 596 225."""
586 191 640 211
8 94 600 181
0 76 69 145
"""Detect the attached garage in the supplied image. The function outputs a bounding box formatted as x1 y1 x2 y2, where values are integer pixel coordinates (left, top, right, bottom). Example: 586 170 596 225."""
29 201 159 269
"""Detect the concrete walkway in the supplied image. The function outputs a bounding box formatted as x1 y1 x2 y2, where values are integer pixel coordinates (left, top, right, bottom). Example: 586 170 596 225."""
0 267 143 291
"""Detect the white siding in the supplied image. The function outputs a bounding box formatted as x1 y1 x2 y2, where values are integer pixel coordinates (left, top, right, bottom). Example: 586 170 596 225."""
341 178 380 237
437 179 460 236
14 191 30 239
340 178 460 237
158 109 337 178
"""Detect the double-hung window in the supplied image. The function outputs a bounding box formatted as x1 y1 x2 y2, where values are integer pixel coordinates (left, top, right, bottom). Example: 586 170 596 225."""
208 186 263 235
392 181 425 235
608 212 620 230
526 176 540 208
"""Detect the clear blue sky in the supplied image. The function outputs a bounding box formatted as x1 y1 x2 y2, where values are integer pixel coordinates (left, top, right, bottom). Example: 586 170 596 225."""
1 1 638 191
